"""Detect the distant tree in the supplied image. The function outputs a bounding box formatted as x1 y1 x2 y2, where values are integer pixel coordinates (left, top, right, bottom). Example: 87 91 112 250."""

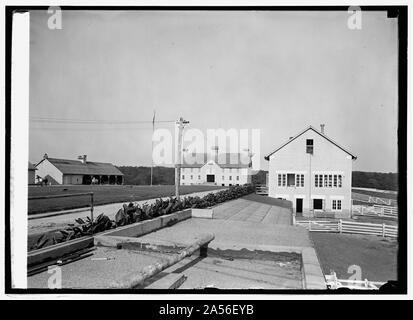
251 170 268 185
352 171 398 191
117 166 398 191
117 166 175 185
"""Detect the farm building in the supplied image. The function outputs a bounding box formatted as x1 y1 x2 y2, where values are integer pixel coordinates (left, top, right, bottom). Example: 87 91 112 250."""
28 162 37 184
35 154 124 185
265 125 357 218
180 152 252 186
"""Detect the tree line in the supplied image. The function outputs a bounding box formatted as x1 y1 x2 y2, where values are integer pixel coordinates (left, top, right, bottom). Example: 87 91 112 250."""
117 166 398 191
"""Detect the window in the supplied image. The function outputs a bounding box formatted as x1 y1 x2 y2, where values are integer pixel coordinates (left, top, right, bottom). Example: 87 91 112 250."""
190 175 193 180
315 174 323 187
229 176 232 181
332 200 342 211
278 174 282 186
222 176 225 180
313 199 323 210
316 174 342 188
300 174 304 187
236 176 239 181
306 139 314 154
182 175 185 180
296 175 300 186
198 175 201 180
287 173 295 186
282 174 286 186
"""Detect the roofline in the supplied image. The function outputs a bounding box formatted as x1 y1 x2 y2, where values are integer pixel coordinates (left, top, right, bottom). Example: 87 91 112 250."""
264 126 357 161
181 158 251 169
35 157 124 175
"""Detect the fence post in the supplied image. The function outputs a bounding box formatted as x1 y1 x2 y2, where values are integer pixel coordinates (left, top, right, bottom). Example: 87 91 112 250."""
338 219 342 233
90 193 94 235
382 223 385 238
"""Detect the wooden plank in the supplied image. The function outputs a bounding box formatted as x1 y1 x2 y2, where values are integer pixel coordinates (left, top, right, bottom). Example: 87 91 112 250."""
28 236 94 267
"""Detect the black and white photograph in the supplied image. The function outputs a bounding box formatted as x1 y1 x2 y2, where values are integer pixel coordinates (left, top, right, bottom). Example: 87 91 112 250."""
2 2 409 300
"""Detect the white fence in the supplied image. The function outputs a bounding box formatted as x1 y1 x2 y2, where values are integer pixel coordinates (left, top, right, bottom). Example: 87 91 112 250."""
352 192 397 206
325 272 385 290
294 218 397 238
352 203 398 219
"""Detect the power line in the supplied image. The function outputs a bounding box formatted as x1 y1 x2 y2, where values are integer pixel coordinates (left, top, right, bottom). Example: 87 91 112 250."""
30 117 176 124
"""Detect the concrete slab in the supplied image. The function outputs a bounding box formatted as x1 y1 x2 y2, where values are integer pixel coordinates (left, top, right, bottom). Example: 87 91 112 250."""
27 247 172 289
212 198 292 226
136 218 312 250
27 196 326 290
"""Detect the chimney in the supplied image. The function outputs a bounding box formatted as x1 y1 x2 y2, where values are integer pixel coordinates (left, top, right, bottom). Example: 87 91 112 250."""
43 153 48 159
78 155 87 164
320 124 325 134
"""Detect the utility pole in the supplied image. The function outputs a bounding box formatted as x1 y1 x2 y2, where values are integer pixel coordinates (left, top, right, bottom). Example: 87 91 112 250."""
151 110 155 186
175 117 189 199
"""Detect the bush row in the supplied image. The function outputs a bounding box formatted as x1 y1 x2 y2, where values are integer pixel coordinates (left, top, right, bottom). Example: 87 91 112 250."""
30 184 255 250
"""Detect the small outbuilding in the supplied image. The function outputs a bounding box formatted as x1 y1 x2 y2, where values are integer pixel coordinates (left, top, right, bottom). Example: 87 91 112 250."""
35 154 124 185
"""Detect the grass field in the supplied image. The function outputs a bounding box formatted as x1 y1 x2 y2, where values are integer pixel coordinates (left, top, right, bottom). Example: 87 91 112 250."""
311 232 398 282
28 185 224 214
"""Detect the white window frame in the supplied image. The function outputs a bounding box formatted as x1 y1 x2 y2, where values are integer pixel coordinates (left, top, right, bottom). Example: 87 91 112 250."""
332 199 342 211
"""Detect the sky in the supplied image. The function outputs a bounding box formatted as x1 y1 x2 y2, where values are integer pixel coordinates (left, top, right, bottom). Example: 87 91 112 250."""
29 10 398 172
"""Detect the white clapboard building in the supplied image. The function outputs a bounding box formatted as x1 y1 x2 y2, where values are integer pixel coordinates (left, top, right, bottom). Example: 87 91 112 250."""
265 125 357 218
180 153 252 186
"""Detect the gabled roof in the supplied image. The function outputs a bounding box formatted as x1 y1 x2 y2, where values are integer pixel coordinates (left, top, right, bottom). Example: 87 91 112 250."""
36 157 124 176
264 126 357 161
182 153 251 169
28 162 37 171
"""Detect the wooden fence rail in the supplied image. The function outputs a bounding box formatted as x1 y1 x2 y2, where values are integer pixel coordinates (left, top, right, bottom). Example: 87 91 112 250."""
352 203 398 220
294 219 397 238
255 184 269 195
325 272 385 290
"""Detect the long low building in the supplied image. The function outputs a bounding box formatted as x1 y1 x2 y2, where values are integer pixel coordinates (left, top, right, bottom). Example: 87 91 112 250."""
35 154 124 185
180 152 252 186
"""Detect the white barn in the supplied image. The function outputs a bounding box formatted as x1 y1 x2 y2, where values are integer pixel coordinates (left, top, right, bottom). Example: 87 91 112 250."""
180 153 252 186
265 125 357 218
35 154 124 185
